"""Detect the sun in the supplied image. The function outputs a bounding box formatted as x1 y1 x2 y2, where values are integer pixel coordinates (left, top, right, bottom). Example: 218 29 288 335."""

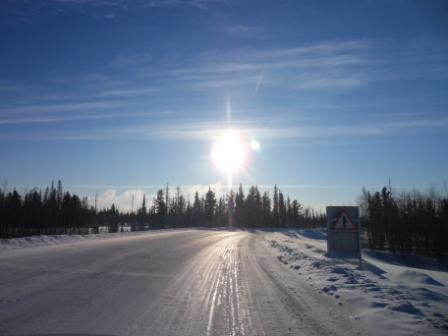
211 130 246 175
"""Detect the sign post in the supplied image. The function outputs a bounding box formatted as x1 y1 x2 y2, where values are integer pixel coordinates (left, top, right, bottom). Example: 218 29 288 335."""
326 206 360 257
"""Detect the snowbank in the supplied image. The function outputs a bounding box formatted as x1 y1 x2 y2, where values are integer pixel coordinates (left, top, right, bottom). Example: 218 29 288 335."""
265 229 448 335
0 229 180 252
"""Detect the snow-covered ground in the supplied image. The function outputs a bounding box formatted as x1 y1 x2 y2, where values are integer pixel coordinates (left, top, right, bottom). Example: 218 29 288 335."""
0 228 179 251
265 229 448 335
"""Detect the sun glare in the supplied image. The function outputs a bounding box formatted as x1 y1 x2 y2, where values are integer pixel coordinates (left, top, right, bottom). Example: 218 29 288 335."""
211 130 246 175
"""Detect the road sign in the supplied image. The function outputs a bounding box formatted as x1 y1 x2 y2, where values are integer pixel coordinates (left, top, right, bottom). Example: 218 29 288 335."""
326 206 360 256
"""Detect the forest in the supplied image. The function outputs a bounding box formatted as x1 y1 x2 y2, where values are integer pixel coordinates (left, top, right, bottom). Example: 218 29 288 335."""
0 181 324 239
359 186 448 259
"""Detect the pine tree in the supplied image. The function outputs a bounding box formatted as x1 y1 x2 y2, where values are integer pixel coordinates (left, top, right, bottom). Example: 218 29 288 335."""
272 185 279 227
261 191 271 227
192 191 202 227
246 186 261 228
204 188 217 227
57 180 63 210
139 194 147 216
278 190 286 227
153 189 167 228
291 200 302 227
216 196 226 227
227 190 235 229
235 184 245 227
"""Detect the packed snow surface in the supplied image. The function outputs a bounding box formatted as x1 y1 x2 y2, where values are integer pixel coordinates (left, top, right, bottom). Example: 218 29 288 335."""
266 229 448 335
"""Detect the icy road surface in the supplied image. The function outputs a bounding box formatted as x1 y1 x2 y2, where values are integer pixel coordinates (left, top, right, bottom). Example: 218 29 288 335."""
0 229 362 336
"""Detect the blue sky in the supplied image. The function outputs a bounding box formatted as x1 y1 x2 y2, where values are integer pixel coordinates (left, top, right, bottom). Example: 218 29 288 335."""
1 0 447 210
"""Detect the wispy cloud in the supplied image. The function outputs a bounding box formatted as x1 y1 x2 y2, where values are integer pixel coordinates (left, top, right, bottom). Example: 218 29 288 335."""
134 40 371 91
0 39 395 127
126 37 447 90
147 0 225 10
140 122 380 141
222 24 255 35
0 84 161 123
138 115 447 141
0 0 224 27
102 13 116 19
109 53 153 70
0 111 159 125
96 87 160 98
254 40 369 59
1 35 446 139
297 77 362 89
9 115 444 142
122 115 447 141
0 101 112 116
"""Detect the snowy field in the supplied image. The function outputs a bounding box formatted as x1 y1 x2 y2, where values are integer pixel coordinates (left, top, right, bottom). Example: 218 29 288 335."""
265 229 448 335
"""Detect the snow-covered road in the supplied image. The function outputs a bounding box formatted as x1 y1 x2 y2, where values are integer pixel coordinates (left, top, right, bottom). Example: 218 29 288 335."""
0 229 361 336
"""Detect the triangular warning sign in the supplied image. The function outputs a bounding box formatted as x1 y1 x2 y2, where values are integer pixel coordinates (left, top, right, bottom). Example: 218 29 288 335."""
333 211 355 229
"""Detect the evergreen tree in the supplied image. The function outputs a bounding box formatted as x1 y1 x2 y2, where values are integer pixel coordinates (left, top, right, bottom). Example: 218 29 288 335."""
246 186 261 228
235 184 245 227
138 194 147 216
272 185 279 227
192 191 202 227
216 196 226 227
291 200 302 226
278 190 286 227
204 188 217 227
261 191 271 227
153 189 167 228
227 190 235 229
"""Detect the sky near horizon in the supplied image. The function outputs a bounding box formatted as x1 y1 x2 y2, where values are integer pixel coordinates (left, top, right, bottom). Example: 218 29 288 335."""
0 0 447 211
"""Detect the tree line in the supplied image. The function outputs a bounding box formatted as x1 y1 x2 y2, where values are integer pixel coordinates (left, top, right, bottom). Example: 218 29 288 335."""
0 181 325 238
359 185 448 260
2 181 447 259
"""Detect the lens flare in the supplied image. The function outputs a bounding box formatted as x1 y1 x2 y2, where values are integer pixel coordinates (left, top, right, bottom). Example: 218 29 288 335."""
250 139 261 151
